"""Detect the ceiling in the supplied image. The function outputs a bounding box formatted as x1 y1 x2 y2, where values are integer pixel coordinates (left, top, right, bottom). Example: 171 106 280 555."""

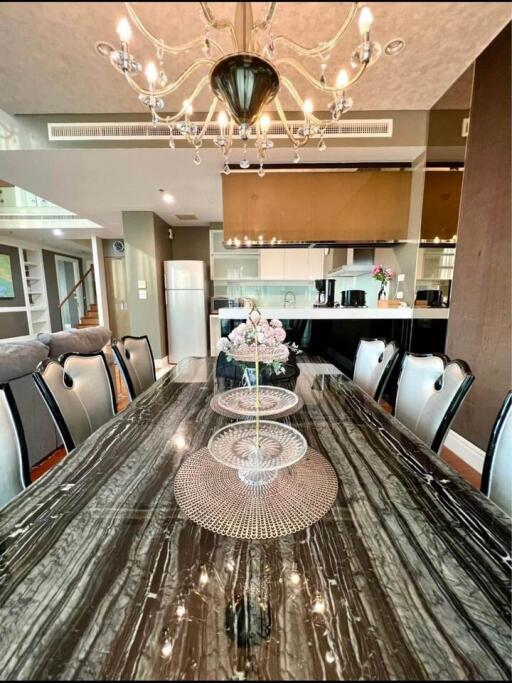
0 227 94 255
0 2 509 114
0 144 424 236
0 2 509 248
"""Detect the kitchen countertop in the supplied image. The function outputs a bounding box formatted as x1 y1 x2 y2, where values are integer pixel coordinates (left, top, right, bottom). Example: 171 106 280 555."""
218 306 449 320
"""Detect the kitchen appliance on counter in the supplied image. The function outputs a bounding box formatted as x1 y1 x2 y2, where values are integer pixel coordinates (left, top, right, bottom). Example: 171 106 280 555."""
415 289 443 307
165 260 208 363
314 279 336 307
210 296 242 313
341 289 367 308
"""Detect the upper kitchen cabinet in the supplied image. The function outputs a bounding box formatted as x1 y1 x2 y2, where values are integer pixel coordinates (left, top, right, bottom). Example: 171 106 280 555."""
259 248 325 280
421 170 463 240
222 171 412 242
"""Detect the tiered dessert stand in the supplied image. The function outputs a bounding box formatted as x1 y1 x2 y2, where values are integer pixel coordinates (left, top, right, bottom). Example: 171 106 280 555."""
174 312 338 540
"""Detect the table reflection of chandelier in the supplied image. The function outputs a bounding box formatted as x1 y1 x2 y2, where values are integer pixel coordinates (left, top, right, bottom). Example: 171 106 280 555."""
97 2 381 175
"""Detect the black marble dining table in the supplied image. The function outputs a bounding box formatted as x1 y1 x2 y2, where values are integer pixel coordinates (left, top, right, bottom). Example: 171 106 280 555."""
0 356 510 681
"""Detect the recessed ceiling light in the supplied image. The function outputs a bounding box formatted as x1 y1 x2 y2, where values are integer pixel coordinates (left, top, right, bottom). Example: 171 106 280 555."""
384 38 406 56
53 229 63 236
95 41 115 58
159 189 175 203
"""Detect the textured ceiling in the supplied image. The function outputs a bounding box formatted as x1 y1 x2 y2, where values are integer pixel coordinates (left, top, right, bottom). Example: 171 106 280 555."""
0 2 510 114
433 64 474 110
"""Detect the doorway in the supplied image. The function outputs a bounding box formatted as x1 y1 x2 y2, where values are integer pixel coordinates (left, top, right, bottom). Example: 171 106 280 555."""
55 255 83 329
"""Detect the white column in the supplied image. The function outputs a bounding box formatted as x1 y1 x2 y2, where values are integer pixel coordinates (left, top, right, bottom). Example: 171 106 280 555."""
91 236 110 329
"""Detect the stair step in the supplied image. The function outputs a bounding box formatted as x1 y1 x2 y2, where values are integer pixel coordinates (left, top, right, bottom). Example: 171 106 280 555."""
80 318 99 326
77 322 98 328
89 304 98 311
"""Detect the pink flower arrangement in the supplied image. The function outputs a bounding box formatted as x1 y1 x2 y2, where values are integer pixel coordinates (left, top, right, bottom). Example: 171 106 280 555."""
217 309 295 373
371 264 394 283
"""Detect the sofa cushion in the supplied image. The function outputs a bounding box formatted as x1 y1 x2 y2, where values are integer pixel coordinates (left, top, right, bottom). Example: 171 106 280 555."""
37 326 112 359
0 340 49 382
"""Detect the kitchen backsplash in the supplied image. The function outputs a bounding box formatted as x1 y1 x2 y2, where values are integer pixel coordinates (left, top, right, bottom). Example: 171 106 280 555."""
213 277 388 308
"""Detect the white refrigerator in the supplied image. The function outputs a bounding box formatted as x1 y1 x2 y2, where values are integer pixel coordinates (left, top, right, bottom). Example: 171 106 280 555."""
164 260 208 364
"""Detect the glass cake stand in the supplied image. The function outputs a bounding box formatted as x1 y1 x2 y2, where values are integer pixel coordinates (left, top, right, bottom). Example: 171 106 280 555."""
215 386 299 417
207 420 307 485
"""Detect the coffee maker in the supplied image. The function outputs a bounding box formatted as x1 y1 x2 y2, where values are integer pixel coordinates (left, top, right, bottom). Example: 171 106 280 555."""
314 279 336 307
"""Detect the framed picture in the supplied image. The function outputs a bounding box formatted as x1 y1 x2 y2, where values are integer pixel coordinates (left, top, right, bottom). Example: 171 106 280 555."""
0 254 14 298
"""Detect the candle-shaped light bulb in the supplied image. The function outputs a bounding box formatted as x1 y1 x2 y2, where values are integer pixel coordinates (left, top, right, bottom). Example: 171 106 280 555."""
116 17 132 44
303 98 314 116
218 111 228 129
312 594 326 614
336 69 349 90
145 61 158 89
199 567 209 586
358 6 374 35
183 99 193 116
260 113 271 132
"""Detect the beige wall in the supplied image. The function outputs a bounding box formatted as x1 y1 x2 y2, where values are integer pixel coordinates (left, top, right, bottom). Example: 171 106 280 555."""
123 211 173 360
446 23 511 450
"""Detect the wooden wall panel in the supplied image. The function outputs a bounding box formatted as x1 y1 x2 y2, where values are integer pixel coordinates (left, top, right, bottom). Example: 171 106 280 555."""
446 23 511 450
222 171 411 242
421 171 463 240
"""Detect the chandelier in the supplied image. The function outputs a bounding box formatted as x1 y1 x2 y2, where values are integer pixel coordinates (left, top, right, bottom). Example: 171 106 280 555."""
97 2 381 175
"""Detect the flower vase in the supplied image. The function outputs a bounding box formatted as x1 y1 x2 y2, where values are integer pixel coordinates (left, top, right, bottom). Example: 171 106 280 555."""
378 281 387 302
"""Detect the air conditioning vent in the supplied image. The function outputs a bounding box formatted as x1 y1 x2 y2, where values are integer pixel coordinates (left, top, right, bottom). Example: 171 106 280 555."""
48 119 393 141
0 213 82 221
175 214 198 221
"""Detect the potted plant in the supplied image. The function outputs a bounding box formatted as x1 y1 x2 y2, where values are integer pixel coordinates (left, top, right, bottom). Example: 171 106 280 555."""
372 264 394 302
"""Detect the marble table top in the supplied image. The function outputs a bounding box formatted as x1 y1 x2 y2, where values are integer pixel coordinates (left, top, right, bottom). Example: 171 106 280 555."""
0 357 510 681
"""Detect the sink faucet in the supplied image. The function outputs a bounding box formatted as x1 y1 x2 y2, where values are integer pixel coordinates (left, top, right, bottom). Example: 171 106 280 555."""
283 291 296 307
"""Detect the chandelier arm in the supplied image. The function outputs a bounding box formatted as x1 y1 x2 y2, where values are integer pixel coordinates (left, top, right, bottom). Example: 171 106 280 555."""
153 76 211 124
124 59 214 98
274 97 310 148
185 97 218 146
251 2 278 48
125 2 224 55
280 77 323 126
272 1 358 57
199 2 239 51
275 58 367 94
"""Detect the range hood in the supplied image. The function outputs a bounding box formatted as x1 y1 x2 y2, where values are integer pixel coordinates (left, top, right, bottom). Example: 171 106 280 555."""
327 247 375 277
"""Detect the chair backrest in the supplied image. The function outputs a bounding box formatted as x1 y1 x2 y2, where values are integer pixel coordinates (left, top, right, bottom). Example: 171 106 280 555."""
33 351 116 453
112 335 156 400
353 338 400 401
481 391 512 516
0 383 30 510
395 353 474 453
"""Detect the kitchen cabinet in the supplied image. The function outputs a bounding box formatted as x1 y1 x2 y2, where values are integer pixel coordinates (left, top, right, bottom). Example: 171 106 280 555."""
211 254 259 280
284 249 309 279
223 171 411 242
307 249 325 279
240 247 325 281
260 249 285 279
421 171 463 240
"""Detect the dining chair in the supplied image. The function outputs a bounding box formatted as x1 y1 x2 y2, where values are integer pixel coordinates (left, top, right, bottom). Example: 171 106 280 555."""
112 335 156 400
353 338 400 401
481 391 512 516
33 351 117 453
395 353 474 453
0 383 31 510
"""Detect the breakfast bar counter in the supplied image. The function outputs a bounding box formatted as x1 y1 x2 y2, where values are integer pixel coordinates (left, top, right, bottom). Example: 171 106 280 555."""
218 306 450 320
